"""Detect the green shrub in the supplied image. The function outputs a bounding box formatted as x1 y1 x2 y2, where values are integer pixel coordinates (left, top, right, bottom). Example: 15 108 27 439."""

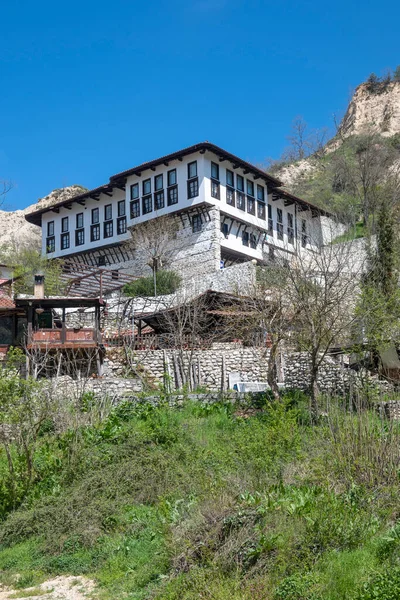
357 569 400 600
123 270 181 297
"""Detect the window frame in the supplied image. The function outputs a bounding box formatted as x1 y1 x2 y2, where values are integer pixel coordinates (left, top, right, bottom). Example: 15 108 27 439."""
117 216 127 235
226 186 235 207
118 200 126 217
46 236 55 253
192 214 203 233
187 161 197 179
236 174 244 192
154 190 165 210
246 180 254 197
211 179 220 199
76 213 84 229
168 169 177 187
187 177 199 199
90 223 101 242
226 169 234 187
257 185 265 202
61 216 69 233
167 185 178 206
130 199 140 219
142 194 152 215
130 183 139 200
103 220 114 239
104 204 112 221
60 232 70 250
242 230 249 247
143 178 151 196
92 207 99 224
75 228 85 246
47 221 54 237
154 174 163 191
211 162 219 180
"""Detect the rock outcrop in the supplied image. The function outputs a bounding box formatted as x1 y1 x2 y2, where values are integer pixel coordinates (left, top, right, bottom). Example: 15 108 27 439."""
0 185 87 252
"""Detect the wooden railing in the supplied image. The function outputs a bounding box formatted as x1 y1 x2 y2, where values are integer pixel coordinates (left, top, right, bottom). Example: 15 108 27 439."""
29 327 99 346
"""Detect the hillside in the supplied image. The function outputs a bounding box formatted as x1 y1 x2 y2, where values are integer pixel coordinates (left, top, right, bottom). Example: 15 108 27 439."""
275 78 400 203
1 382 400 600
0 186 87 253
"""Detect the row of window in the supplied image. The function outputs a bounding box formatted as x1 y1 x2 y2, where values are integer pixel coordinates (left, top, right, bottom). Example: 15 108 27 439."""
220 211 308 250
128 163 199 220
45 201 128 253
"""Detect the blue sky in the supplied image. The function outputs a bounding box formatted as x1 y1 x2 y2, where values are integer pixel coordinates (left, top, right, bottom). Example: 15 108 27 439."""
0 0 398 210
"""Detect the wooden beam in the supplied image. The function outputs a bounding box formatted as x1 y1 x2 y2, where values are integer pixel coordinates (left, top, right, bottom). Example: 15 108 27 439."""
218 156 226 162
284 200 294 207
52 208 60 214
232 164 239 170
151 167 156 171
199 149 206 154
103 190 113 197
65 204 72 210
163 161 169 166
77 200 86 206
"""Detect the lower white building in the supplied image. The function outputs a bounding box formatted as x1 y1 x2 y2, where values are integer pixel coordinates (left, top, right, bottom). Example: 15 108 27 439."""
25 142 341 284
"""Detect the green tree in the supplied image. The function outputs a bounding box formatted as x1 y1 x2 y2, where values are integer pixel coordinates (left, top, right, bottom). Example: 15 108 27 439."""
393 65 400 82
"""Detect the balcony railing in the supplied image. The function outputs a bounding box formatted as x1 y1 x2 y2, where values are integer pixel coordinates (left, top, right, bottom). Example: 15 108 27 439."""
29 327 100 346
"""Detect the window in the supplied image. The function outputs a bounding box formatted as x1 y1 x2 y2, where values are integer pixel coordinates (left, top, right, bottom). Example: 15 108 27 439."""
211 162 219 180
155 190 165 210
46 236 55 253
287 213 294 245
277 208 283 241
211 180 220 199
117 217 127 235
104 220 113 238
192 214 202 233
61 217 69 233
250 233 257 249
76 213 84 229
188 161 197 179
226 169 234 187
130 183 139 200
247 180 254 197
247 197 255 215
75 229 85 246
91 224 100 242
301 219 308 248
143 179 151 195
237 192 245 211
237 174 244 192
257 185 265 202
226 187 235 206
47 221 54 237
168 169 177 186
118 200 126 217
187 178 199 199
130 199 140 218
92 208 99 224
268 205 273 235
221 222 229 238
104 204 112 221
257 202 266 220
142 195 152 214
61 232 70 250
242 230 249 247
168 186 178 205
155 174 163 191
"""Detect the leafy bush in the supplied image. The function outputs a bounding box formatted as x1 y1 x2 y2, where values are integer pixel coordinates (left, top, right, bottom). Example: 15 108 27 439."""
357 569 400 600
123 269 181 297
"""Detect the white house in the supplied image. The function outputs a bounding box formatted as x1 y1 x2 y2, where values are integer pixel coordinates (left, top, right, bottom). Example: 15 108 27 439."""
25 142 340 281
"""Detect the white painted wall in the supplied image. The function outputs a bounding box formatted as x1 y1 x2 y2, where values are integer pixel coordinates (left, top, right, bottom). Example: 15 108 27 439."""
40 147 341 268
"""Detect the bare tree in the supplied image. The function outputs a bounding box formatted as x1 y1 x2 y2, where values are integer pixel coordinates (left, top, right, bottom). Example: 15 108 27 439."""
125 214 180 279
0 179 12 207
283 236 363 421
283 116 330 162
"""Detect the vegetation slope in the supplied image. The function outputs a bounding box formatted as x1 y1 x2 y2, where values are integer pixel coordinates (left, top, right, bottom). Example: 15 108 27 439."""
1 369 400 599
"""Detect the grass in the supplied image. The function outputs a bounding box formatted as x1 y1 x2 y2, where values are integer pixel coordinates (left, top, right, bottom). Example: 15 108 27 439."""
332 221 366 244
1 395 400 599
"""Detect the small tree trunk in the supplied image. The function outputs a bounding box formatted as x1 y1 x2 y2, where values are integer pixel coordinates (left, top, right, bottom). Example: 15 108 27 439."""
309 366 320 423
267 342 280 400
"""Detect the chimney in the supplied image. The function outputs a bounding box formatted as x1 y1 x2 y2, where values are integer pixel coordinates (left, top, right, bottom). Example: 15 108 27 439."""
34 273 45 299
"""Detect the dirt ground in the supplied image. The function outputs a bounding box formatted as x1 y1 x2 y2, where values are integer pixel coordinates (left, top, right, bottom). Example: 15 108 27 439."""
0 576 96 600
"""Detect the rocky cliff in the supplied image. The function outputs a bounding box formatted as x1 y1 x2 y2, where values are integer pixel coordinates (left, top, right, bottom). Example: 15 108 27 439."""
338 80 400 139
0 185 87 252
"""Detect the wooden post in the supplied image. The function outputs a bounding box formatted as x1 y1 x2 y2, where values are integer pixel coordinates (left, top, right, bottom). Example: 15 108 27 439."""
61 308 66 345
